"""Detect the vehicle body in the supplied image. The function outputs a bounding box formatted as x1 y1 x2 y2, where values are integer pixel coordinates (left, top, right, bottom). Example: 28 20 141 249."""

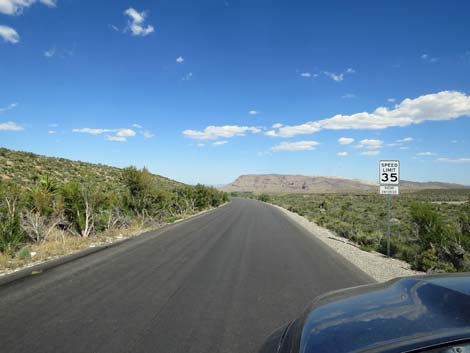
258 274 470 353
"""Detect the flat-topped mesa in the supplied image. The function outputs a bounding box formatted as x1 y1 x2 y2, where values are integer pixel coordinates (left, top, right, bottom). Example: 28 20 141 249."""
220 174 467 193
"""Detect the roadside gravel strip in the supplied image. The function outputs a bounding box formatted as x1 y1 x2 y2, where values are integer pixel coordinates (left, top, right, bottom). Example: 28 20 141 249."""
271 203 424 282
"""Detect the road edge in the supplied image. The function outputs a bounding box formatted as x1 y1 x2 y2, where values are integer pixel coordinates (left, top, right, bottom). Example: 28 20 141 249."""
266 202 424 282
0 202 230 287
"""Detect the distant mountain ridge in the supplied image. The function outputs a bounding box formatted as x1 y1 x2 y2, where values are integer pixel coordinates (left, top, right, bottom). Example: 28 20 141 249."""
221 174 467 193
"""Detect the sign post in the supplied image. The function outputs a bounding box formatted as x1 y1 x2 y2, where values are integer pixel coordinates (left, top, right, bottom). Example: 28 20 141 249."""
379 160 400 257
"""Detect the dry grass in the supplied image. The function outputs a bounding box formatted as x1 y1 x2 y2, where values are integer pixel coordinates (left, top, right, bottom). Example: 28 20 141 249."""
0 226 153 275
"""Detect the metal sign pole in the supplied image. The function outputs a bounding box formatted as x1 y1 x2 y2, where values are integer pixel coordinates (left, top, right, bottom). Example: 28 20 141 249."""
387 194 391 257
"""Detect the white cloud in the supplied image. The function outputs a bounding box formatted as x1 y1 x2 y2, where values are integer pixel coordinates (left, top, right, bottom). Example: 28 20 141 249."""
0 102 18 113
267 91 470 137
342 93 356 99
272 123 283 129
357 139 384 150
176 56 184 63
213 140 228 146
399 146 409 150
0 25 19 43
438 157 470 163
396 137 414 143
0 0 56 15
361 150 380 156
272 141 319 152
300 72 312 77
132 123 142 128
182 125 261 140
0 121 23 131
323 68 355 82
387 98 396 103
124 8 154 37
248 110 259 115
73 128 112 135
48 130 56 134
417 152 437 156
142 130 154 139
421 53 439 63
73 127 139 142
106 135 127 142
323 71 344 82
44 47 56 58
337 151 348 156
48 123 58 127
338 137 354 145
116 128 136 137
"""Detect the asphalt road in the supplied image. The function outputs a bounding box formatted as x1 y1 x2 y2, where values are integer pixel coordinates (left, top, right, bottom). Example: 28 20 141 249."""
0 198 372 353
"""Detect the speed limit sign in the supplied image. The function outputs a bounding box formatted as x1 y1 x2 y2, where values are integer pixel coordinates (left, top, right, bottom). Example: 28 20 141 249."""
379 160 400 195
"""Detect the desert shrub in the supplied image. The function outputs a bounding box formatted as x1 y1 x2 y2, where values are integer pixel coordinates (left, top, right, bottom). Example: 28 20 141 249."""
258 194 270 202
0 184 26 254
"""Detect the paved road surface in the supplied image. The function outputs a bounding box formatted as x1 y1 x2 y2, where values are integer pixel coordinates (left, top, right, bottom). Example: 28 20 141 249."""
0 199 372 353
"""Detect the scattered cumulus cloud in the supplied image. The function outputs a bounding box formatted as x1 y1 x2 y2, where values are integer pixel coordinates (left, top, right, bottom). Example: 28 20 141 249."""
44 47 56 58
337 152 348 156
356 139 384 150
387 98 396 103
0 121 23 131
300 72 313 78
323 68 355 82
417 152 437 156
0 0 56 15
272 123 283 129
266 91 470 137
73 127 144 142
360 150 380 156
437 157 470 163
338 137 354 145
132 123 142 128
48 130 56 134
182 125 261 140
396 137 414 143
142 131 154 139
0 25 19 43
213 141 228 146
124 8 154 37
176 56 184 63
272 140 319 152
421 53 439 63
0 102 18 114
106 135 127 142
248 110 259 115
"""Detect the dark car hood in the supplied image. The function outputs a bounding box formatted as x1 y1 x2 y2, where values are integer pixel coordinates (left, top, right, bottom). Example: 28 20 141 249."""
264 274 470 353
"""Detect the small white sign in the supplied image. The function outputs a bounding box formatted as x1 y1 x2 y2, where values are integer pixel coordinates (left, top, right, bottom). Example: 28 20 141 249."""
380 185 400 195
379 160 400 186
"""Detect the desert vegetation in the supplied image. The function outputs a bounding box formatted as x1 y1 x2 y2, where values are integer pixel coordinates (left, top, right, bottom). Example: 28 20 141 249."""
0 148 228 271
251 190 470 273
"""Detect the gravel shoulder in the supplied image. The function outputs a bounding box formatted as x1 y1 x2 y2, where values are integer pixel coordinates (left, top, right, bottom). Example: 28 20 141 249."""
271 203 424 282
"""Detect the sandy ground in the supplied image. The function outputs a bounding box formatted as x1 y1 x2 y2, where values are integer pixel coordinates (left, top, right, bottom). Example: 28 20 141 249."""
272 203 424 282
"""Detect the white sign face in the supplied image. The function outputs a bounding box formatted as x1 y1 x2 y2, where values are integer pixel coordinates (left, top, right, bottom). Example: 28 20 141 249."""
379 160 400 186
380 185 400 195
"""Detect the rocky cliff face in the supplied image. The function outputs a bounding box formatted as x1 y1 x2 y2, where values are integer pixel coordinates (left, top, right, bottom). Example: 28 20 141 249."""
221 174 466 193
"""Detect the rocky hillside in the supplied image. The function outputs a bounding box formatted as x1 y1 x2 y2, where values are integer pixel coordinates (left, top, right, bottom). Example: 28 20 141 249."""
0 147 183 190
221 174 467 193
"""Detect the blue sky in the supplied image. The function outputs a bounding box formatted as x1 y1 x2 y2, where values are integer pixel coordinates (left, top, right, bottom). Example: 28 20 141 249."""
1 0 469 185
